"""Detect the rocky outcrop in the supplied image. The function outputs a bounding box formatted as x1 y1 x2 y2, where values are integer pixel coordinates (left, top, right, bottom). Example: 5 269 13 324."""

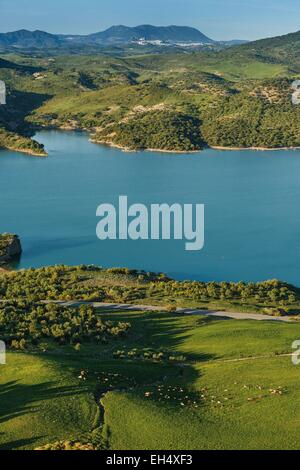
0 234 22 263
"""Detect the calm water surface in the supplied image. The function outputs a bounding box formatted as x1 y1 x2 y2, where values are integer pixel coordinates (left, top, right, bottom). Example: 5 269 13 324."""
1 130 300 285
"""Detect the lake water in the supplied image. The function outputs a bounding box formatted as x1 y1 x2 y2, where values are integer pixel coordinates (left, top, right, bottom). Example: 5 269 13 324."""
1 130 300 285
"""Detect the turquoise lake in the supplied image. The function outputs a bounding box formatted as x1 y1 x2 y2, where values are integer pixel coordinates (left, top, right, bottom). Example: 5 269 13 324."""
1 130 300 284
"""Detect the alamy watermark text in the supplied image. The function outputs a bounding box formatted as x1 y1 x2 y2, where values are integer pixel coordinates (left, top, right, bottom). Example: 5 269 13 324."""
96 196 204 251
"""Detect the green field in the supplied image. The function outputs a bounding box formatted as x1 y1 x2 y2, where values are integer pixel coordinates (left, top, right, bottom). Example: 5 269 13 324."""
1 308 300 450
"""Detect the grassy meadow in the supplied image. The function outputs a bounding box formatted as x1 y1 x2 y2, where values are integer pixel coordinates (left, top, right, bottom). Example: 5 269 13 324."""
1 308 300 450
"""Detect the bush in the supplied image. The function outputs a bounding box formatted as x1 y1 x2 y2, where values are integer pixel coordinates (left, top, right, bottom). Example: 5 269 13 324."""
0 302 131 348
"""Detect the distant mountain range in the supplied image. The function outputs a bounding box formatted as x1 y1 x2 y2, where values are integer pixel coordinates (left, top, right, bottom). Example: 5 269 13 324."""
0 29 62 49
60 25 214 45
0 25 247 51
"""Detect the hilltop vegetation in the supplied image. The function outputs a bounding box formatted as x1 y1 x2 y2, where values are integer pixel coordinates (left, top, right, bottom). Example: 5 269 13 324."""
94 109 203 151
27 63 300 151
201 79 300 148
226 30 300 72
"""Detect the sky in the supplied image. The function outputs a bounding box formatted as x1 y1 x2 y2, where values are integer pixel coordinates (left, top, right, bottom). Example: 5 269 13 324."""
0 0 299 41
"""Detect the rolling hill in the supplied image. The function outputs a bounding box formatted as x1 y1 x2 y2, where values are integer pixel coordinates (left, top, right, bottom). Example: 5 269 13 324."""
219 29 300 70
0 29 62 49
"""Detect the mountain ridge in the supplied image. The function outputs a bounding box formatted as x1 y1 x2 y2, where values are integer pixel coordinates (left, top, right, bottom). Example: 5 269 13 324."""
0 29 62 48
0 25 230 50
84 24 214 44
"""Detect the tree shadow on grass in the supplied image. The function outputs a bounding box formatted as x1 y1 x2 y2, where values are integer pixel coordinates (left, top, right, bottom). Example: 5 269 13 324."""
0 379 89 425
0 310 218 449
34 309 217 398
81 310 220 420
0 434 43 450
66 309 219 407
99 310 217 363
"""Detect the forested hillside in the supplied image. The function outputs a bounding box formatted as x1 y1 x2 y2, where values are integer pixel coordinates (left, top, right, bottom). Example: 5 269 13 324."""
0 29 300 154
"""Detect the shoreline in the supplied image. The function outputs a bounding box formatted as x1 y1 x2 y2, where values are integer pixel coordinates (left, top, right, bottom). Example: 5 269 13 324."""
210 145 300 152
37 125 300 155
90 138 203 154
90 137 300 154
3 145 47 157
